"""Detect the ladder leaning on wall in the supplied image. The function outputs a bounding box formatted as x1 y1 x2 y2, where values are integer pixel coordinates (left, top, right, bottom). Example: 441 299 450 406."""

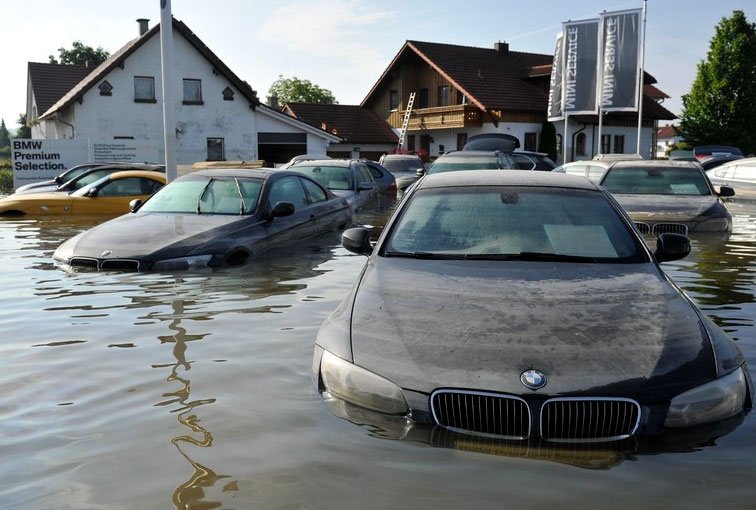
396 92 416 150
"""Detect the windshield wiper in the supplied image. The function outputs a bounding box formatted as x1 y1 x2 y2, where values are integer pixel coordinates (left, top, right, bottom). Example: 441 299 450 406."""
234 178 246 215
515 252 600 263
196 178 213 214
384 251 466 259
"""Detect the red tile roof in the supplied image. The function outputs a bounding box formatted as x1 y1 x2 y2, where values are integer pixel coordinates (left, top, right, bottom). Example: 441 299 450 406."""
657 125 680 138
28 62 93 115
283 103 398 144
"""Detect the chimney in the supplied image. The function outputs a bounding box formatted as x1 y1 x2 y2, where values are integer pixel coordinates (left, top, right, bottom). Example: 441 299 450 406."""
137 18 150 36
267 95 279 109
494 41 509 53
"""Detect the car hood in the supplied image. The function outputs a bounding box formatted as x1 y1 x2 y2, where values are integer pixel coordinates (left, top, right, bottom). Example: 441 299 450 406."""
58 212 261 260
612 194 718 220
349 258 714 401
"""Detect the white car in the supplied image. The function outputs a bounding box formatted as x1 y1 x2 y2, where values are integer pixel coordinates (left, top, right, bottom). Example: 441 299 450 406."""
552 160 611 183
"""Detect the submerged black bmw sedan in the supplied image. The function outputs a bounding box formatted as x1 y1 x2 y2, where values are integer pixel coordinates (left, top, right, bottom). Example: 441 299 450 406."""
313 170 752 442
53 168 351 271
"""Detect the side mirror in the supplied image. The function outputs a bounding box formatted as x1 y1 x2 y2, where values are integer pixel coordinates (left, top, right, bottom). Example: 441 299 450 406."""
416 167 426 177
342 227 372 256
129 199 143 213
718 186 735 197
654 233 691 262
85 187 98 197
270 201 295 219
358 182 375 191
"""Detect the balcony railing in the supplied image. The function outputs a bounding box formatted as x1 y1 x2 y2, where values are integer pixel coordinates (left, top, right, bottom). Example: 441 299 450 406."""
399 104 482 130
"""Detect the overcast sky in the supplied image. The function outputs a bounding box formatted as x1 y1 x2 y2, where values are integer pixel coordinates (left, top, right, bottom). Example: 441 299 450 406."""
1 0 754 133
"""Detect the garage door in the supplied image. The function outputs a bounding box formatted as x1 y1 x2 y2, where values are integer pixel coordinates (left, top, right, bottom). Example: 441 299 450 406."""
258 133 307 166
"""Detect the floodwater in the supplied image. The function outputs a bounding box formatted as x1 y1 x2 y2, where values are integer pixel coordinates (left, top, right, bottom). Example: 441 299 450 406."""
0 196 755 510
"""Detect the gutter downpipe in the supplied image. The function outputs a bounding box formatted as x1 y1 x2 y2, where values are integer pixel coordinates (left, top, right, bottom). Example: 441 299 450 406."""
55 112 75 139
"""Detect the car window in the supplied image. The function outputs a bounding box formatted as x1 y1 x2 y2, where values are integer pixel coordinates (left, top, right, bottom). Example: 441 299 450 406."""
384 187 645 262
267 176 309 211
734 165 756 180
381 157 423 172
68 168 118 190
292 165 354 191
139 177 262 214
601 167 712 195
587 165 609 182
355 163 374 184
300 177 328 204
513 154 535 170
97 177 155 197
427 156 502 174
366 165 384 179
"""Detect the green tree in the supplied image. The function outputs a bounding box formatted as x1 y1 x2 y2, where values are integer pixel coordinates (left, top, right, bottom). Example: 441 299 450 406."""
16 114 31 139
0 119 10 148
49 41 110 67
267 75 337 105
680 10 756 154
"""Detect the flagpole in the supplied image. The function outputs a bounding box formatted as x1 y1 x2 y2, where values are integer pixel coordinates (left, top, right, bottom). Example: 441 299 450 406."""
635 0 648 155
160 0 177 182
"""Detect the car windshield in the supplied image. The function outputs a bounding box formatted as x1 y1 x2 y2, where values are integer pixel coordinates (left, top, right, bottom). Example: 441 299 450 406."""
601 167 712 195
427 156 503 174
384 186 646 263
292 165 354 191
381 158 423 172
65 168 119 191
139 177 263 214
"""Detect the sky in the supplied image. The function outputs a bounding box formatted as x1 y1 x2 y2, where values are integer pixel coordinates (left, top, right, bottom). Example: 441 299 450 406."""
1 0 754 133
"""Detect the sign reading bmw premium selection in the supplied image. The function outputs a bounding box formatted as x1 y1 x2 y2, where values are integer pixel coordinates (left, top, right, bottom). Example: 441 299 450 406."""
562 18 600 115
599 9 642 111
11 139 161 189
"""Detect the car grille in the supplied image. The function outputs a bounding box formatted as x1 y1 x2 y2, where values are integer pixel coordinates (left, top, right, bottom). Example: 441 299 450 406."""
430 390 641 442
540 398 641 442
431 390 529 439
652 223 688 236
68 257 140 272
634 222 651 235
69 257 99 269
101 259 140 271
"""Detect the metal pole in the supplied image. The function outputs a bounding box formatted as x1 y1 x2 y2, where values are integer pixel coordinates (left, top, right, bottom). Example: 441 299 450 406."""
160 0 177 182
636 0 648 155
563 115 570 164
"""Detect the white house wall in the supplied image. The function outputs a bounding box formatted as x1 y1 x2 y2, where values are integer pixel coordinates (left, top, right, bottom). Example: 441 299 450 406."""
59 32 258 165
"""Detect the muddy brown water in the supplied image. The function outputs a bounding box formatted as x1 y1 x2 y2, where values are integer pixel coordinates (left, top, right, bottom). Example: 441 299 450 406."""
0 197 754 509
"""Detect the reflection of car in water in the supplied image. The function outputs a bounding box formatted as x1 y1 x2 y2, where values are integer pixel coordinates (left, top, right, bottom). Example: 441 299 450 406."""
53 169 351 271
313 170 753 451
600 160 735 234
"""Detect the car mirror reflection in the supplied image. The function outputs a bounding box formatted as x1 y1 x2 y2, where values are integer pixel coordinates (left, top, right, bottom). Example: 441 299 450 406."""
655 233 691 262
342 227 372 256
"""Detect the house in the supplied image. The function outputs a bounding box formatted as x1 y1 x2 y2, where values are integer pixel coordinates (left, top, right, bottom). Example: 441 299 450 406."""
362 40 676 163
281 102 398 161
27 18 339 166
656 124 684 158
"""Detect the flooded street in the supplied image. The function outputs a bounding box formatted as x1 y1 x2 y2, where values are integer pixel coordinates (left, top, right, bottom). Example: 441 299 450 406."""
0 197 755 510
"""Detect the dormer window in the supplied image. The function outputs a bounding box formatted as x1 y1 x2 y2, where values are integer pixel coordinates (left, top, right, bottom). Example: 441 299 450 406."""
222 87 235 101
99 80 113 96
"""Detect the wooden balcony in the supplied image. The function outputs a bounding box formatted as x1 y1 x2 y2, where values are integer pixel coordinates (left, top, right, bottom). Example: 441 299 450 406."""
400 104 483 130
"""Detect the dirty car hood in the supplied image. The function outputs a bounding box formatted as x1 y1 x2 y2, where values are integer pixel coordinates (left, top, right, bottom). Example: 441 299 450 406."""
61 212 259 260
612 194 718 220
350 257 714 400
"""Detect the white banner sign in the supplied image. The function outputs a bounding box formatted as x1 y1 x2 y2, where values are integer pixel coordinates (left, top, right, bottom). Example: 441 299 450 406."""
11 139 162 189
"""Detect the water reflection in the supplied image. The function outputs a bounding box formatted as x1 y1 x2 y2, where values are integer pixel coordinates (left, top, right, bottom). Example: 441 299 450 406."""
324 396 746 470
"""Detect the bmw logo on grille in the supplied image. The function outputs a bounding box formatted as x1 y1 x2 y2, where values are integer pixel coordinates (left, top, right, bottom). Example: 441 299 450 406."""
101 250 112 257
520 369 547 390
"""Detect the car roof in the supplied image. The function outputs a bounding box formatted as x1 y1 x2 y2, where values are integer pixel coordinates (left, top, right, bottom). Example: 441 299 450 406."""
291 159 353 167
179 168 289 179
381 154 422 160
106 170 168 181
608 160 702 170
514 150 548 157
417 169 600 190
436 150 505 158
561 160 611 168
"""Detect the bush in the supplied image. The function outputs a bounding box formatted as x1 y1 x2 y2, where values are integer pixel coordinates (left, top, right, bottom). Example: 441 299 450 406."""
0 168 12 193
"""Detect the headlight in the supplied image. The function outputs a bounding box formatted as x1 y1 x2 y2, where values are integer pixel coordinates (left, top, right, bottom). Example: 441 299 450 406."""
151 254 213 271
693 217 729 232
320 350 408 415
665 367 747 427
